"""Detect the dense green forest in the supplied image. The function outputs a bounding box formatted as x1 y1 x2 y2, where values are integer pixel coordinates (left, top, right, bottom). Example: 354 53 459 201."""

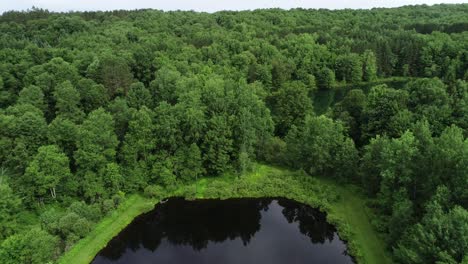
0 4 467 264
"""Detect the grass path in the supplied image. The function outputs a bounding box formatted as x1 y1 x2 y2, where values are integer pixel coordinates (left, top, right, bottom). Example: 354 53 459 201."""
58 165 392 264
327 182 392 264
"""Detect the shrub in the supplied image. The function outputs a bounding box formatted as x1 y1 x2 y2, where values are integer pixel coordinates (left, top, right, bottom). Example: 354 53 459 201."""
144 185 164 199
67 201 101 222
101 199 115 215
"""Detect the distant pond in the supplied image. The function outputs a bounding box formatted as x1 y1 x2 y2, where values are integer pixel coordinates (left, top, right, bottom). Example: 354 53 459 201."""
92 198 354 264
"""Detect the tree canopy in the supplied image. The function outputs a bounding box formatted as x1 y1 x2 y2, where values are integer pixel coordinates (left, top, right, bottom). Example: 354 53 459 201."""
0 4 467 263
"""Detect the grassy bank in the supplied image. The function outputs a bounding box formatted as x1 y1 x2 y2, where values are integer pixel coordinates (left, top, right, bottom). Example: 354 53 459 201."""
58 164 392 264
57 195 157 264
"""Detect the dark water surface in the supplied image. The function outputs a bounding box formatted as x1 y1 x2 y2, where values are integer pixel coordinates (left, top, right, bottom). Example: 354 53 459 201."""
92 198 354 264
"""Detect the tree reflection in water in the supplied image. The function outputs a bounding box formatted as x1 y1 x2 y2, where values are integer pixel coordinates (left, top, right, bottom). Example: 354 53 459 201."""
278 199 335 244
94 198 353 264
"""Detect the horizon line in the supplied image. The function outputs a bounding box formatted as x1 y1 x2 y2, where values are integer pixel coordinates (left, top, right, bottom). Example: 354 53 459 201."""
1 3 466 15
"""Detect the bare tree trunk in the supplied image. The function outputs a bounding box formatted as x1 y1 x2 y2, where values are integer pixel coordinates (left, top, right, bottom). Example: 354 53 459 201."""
50 187 56 199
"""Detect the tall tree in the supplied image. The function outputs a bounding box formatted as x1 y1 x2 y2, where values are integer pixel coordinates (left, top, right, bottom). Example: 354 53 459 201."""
87 54 134 97
74 108 118 201
362 84 409 141
106 97 134 141
394 187 468 264
335 53 363 83
432 125 468 205
361 135 390 196
362 50 378 81
0 228 59 264
285 115 358 180
378 131 418 215
149 66 181 104
405 78 451 134
174 87 206 144
48 117 79 160
448 80 467 130
269 81 313 137
5 105 48 172
23 145 72 204
153 102 182 153
333 89 367 144
53 81 84 122
75 78 109 114
174 143 204 182
0 181 21 240
316 67 335 90
121 106 155 190
202 115 233 175
17 85 46 112
126 82 152 109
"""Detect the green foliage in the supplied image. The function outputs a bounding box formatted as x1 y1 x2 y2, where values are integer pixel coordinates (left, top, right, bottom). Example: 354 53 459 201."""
360 136 389 196
153 102 182 152
362 50 378 82
174 143 203 182
17 85 46 112
75 108 119 201
316 67 335 90
394 187 468 264
448 80 467 130
75 109 118 170
377 131 418 214
336 53 363 83
269 81 314 136
39 204 97 252
106 97 133 140
432 125 468 205
0 182 22 240
126 82 152 109
24 57 80 93
75 78 109 114
101 163 123 196
362 84 409 141
258 136 286 165
87 54 134 97
2 104 48 171
23 145 72 205
149 66 181 104
405 78 451 134
48 116 79 158
144 185 165 199
202 115 233 175
58 212 92 240
0 5 466 264
285 115 358 180
332 89 367 144
387 189 414 244
121 106 154 189
53 81 84 122
361 123 467 262
0 228 59 264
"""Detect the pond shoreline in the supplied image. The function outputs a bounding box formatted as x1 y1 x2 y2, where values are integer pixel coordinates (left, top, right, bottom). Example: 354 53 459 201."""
92 197 354 264
58 165 392 264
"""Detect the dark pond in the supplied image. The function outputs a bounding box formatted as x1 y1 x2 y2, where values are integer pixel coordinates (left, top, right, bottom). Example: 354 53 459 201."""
92 198 354 264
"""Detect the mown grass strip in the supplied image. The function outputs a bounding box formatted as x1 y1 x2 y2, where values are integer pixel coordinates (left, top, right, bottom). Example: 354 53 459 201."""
325 181 392 264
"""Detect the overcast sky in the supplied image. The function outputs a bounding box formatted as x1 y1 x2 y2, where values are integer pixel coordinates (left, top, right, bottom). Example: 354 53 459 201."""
1 0 466 13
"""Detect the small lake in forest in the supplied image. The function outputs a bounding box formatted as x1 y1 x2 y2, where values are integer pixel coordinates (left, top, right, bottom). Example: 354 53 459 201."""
92 198 354 264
